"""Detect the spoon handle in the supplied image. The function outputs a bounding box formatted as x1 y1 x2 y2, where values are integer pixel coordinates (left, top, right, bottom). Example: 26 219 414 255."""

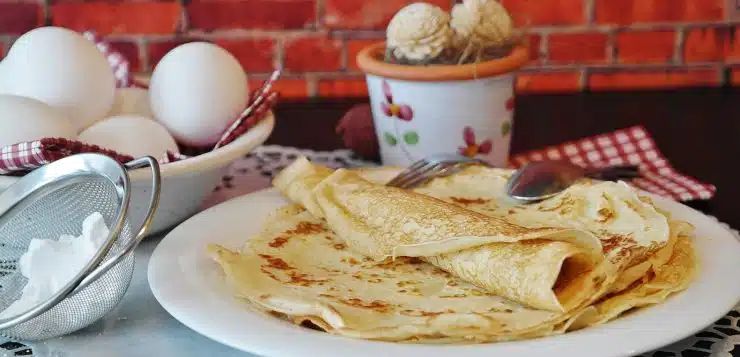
585 165 641 181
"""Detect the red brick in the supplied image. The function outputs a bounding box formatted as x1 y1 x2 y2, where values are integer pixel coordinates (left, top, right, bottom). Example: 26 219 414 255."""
250 78 308 98
317 78 368 97
731 68 740 85
548 32 608 64
214 39 275 72
346 39 381 70
51 3 181 35
147 37 274 72
148 39 195 70
0 3 44 35
684 0 725 22
284 37 342 72
187 0 315 31
527 34 542 62
588 69 719 91
515 72 581 93
324 0 450 30
684 27 740 63
684 28 723 62
501 0 584 26
616 30 675 64
594 0 723 25
718 27 740 62
727 38 740 62
108 40 141 72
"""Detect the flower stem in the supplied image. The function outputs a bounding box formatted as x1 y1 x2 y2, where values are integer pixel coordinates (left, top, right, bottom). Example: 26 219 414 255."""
393 118 413 162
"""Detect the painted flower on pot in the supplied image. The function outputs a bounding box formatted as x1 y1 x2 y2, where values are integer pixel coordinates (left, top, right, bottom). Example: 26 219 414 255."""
505 97 515 111
500 96 514 137
459 126 492 157
379 80 419 161
380 80 413 121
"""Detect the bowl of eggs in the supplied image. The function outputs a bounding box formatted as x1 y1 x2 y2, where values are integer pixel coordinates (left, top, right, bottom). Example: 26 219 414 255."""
0 27 275 235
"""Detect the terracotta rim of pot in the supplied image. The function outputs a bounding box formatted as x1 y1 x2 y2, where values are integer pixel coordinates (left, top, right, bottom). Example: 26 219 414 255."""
356 42 528 82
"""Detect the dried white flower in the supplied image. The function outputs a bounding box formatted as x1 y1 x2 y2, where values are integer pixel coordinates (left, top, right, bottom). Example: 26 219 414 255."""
386 2 454 63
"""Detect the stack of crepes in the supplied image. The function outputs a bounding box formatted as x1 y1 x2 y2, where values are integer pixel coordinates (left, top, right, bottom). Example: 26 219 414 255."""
208 157 696 343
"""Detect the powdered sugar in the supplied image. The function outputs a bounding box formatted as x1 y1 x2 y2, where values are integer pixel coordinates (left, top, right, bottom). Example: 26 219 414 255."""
0 212 110 319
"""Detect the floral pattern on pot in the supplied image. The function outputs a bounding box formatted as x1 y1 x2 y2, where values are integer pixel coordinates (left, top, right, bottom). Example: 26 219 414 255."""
459 126 492 158
505 97 515 111
383 131 398 146
501 120 512 137
379 80 418 162
380 81 414 121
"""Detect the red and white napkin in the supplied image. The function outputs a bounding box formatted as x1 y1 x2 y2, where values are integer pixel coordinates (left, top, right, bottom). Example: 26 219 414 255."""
508 125 716 201
0 138 135 175
0 31 279 175
83 31 144 89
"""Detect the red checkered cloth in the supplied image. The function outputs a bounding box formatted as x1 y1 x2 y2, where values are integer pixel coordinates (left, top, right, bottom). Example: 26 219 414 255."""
508 125 716 201
0 139 134 175
215 91 279 149
83 31 144 89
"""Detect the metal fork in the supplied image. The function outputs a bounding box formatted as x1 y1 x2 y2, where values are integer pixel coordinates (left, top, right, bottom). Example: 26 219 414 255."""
386 154 491 189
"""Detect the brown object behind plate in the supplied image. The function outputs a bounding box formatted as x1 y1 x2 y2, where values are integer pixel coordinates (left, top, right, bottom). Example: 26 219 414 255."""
336 103 379 160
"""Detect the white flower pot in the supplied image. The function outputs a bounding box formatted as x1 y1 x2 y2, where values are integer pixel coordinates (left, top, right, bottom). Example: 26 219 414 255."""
357 43 528 167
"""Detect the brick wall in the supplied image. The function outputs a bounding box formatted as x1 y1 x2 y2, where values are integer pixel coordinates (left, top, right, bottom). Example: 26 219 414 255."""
0 0 737 97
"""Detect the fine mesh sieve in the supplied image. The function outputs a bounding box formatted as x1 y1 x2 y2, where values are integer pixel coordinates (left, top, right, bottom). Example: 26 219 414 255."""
0 153 160 341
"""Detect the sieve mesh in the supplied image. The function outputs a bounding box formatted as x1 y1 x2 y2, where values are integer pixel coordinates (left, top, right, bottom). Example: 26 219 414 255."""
0 176 135 341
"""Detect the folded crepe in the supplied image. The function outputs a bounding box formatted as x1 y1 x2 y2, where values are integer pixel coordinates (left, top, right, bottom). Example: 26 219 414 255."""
207 203 692 342
272 157 607 312
338 164 675 290
575 233 696 328
207 205 620 342
378 165 674 292
207 159 695 343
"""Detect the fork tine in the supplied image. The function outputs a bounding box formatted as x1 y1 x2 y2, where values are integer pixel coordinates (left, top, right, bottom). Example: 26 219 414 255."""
385 161 419 187
394 161 441 188
389 161 440 188
386 154 491 189
398 160 482 189
386 159 433 187
398 162 448 189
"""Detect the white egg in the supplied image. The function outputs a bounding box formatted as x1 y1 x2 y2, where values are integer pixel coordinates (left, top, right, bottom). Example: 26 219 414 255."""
108 88 155 118
149 42 248 147
0 94 76 147
0 27 116 132
78 115 179 158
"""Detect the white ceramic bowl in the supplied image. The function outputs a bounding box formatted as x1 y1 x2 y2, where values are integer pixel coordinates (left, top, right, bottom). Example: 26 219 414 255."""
0 112 275 235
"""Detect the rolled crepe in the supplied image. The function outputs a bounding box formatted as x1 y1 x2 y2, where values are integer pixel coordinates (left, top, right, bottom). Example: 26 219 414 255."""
273 157 605 311
372 165 673 294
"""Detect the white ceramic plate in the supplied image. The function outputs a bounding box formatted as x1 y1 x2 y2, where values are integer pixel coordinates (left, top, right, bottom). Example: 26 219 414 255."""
148 188 740 357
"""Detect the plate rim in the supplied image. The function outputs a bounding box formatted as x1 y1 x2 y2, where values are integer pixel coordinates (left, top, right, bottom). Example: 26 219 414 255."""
148 187 740 357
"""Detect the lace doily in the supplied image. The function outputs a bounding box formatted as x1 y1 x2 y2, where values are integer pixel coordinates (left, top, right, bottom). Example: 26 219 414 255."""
2 145 738 357
200 146 376 210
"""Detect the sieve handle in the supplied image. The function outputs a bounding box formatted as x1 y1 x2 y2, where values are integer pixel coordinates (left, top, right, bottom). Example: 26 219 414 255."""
73 156 162 293
121 157 162 246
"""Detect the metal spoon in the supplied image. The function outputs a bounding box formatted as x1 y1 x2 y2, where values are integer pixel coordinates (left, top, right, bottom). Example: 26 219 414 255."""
505 161 641 202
